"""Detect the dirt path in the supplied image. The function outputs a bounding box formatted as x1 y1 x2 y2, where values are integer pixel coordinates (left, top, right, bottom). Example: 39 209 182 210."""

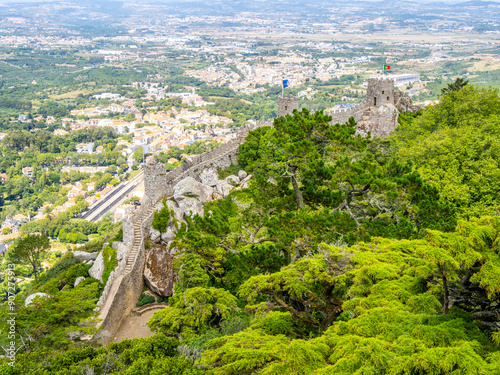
111 309 160 343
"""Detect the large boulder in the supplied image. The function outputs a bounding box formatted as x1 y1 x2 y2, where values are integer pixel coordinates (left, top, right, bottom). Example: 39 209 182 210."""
143 244 175 298
67 330 84 340
150 228 161 243
73 251 98 262
174 176 213 204
25 293 49 307
216 175 239 198
238 170 248 181
216 179 232 198
161 226 176 243
74 276 85 287
88 252 105 283
166 200 185 223
199 167 219 187
177 197 204 218
240 174 253 188
225 175 240 187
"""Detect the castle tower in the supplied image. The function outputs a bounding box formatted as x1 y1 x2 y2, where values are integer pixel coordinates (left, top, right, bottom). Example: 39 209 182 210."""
366 78 395 107
278 96 299 117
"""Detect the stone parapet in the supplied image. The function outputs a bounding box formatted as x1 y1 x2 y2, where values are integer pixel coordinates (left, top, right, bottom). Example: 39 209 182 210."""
95 120 272 343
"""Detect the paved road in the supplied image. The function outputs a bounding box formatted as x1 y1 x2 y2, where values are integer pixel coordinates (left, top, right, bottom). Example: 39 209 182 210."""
82 171 144 222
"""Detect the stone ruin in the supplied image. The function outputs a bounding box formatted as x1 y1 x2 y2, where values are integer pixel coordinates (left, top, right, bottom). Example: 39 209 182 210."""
89 77 421 344
325 77 421 138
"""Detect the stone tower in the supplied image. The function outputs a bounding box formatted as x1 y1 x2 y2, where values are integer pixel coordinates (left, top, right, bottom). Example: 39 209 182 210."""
278 96 299 117
366 78 395 107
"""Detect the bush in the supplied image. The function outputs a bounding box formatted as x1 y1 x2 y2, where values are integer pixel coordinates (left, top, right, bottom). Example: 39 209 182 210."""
137 293 155 307
113 227 123 242
156 296 164 303
102 245 118 285
55 251 62 258
152 199 172 232
36 256 79 288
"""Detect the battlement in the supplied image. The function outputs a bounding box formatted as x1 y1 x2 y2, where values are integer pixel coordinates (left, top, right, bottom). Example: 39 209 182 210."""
325 102 367 125
368 76 395 83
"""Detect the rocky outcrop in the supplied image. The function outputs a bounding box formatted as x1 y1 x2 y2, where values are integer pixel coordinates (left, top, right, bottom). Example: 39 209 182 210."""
73 251 97 262
25 293 50 307
150 228 161 243
174 176 213 203
143 243 175 298
89 252 105 283
200 167 219 187
142 169 253 299
356 104 398 138
238 170 248 180
177 197 205 218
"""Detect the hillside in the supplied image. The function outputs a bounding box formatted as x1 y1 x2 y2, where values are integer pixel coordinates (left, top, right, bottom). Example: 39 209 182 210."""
1 82 500 374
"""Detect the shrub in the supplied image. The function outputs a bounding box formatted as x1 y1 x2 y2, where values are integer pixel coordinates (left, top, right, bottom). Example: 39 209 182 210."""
113 227 123 242
55 251 62 258
102 245 118 285
152 199 172 232
137 293 155 307
157 296 164 303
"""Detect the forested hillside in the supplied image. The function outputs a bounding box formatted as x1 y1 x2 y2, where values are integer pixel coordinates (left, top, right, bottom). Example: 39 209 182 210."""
1 82 500 374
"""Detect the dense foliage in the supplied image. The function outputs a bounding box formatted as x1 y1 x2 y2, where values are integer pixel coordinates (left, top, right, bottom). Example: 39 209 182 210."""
1 83 500 374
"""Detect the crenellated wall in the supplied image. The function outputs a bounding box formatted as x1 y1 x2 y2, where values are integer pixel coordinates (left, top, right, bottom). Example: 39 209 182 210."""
95 120 272 344
95 78 417 343
325 102 367 125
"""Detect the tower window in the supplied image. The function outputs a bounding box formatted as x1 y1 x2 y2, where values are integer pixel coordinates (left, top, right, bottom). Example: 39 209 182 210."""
387 96 389 101
382 91 384 94
374 97 377 106
285 106 288 110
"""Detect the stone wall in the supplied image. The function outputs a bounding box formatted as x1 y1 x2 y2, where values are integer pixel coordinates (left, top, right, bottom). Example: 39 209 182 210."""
144 121 271 207
278 96 299 117
95 120 272 343
325 102 367 125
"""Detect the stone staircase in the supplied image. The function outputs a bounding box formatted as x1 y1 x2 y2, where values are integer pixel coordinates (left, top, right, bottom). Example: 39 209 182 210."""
125 207 154 274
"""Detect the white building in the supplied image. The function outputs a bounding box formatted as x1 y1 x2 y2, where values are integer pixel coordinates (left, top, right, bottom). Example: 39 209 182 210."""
390 73 421 87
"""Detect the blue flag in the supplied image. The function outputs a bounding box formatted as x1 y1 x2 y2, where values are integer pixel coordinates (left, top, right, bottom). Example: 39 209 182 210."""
283 79 289 88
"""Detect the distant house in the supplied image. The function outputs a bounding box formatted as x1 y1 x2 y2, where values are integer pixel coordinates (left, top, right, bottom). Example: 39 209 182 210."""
75 142 94 154
63 198 77 209
18 114 28 122
68 186 87 199
95 145 104 154
2 217 18 228
21 167 34 178
12 214 28 225
54 129 68 136
0 173 9 182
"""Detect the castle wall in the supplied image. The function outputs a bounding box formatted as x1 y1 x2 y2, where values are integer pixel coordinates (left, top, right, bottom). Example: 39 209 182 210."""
325 102 367 125
95 120 272 344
